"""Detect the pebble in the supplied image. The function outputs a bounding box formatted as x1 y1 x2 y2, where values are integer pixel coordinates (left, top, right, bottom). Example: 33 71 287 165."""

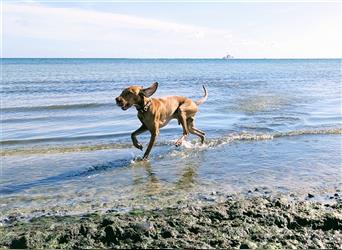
240 240 258 249
199 194 216 202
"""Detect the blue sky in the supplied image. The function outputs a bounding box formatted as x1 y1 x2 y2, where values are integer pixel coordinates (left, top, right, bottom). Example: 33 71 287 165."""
3 0 341 58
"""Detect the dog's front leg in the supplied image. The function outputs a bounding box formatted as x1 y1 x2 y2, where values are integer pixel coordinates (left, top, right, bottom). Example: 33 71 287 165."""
143 128 159 160
131 125 147 150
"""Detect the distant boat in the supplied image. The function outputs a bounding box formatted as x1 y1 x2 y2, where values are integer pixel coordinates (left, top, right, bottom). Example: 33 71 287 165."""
222 54 234 59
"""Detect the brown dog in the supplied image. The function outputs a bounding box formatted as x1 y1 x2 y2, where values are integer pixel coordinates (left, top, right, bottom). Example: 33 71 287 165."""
115 82 207 160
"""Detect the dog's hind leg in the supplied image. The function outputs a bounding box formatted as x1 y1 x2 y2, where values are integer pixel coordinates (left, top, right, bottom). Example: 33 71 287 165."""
187 117 205 143
193 127 205 136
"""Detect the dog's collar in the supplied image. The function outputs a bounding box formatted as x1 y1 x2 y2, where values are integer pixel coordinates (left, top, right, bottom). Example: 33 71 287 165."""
136 99 152 113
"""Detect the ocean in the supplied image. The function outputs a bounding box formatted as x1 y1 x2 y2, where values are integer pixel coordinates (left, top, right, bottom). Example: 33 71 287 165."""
1 58 341 220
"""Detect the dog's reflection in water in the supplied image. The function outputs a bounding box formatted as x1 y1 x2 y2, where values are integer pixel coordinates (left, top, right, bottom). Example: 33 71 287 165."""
131 159 200 197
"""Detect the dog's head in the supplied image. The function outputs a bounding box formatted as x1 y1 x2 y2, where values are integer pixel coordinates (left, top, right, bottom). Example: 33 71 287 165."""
115 82 158 110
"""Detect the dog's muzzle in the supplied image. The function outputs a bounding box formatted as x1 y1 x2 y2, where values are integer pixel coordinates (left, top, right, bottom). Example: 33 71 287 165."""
116 97 130 110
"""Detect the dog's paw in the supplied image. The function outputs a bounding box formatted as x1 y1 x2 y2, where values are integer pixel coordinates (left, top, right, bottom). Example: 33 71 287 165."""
132 155 150 162
142 155 150 161
132 156 143 162
175 140 183 147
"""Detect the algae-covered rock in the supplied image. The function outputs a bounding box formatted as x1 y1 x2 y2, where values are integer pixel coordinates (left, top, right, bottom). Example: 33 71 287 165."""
0 195 341 249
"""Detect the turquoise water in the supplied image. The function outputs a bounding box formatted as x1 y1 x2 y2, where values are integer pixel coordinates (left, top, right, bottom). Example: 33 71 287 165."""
1 59 341 219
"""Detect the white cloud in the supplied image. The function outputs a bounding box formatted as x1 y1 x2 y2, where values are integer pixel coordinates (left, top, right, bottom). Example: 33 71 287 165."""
4 3 239 57
3 2 341 58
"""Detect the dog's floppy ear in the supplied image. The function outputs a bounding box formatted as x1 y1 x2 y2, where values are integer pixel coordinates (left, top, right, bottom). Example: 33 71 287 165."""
141 82 158 97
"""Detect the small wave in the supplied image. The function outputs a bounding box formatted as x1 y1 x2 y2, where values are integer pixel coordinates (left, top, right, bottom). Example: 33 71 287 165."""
274 128 342 137
156 127 342 161
2 116 54 123
1 102 114 113
1 143 132 156
0 132 131 146
75 159 132 177
2 114 96 123
0 158 131 194
3 79 118 85
2 127 341 157
177 132 275 150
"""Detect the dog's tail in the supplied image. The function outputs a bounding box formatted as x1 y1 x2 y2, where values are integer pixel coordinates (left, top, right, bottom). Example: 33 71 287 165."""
195 85 208 105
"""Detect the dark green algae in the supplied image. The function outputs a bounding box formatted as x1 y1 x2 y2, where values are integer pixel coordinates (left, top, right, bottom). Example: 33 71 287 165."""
1 195 341 249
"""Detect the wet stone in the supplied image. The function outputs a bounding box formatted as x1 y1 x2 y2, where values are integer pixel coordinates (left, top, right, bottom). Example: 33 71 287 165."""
10 236 28 249
161 228 174 238
240 240 258 249
101 218 114 227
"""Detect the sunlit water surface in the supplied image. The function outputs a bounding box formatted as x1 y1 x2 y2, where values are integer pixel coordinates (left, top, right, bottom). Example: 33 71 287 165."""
1 59 341 220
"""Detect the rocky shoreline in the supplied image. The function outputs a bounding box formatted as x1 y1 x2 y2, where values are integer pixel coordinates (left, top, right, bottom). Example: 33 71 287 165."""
1 193 341 249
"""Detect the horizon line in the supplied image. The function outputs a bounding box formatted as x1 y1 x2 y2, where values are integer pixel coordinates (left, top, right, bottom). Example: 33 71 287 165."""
2 57 341 60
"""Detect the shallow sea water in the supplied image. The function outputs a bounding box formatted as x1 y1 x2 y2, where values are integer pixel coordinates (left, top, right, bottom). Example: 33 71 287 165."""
1 58 341 219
